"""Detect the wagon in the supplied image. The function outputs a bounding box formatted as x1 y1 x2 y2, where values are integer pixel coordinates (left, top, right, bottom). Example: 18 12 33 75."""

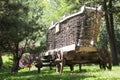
45 5 112 73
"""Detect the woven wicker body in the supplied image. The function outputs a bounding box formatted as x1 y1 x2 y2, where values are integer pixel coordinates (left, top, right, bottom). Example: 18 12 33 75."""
46 6 102 53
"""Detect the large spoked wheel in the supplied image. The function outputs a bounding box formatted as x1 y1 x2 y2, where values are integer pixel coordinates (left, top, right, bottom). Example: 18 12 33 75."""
105 55 112 70
99 57 112 70
98 48 112 70
56 51 65 73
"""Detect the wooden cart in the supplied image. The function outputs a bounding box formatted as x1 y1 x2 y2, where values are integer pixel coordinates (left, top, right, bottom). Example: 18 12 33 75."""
45 5 112 73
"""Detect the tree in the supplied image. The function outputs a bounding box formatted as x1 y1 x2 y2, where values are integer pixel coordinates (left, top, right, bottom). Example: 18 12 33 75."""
102 0 119 65
0 0 31 72
0 0 45 72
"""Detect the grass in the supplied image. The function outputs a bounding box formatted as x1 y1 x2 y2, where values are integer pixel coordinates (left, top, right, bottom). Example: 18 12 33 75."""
0 56 120 80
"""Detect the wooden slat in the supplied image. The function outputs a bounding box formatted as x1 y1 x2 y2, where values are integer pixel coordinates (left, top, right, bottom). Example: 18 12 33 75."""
76 46 97 52
71 60 98 64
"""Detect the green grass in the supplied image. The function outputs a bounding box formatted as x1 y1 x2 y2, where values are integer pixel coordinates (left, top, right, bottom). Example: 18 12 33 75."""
0 66 120 80
0 55 120 80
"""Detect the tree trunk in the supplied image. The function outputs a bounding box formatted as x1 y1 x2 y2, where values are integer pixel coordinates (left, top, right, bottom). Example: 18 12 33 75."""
108 0 119 65
11 50 21 72
0 54 3 68
11 57 20 72
103 0 119 65
11 44 21 72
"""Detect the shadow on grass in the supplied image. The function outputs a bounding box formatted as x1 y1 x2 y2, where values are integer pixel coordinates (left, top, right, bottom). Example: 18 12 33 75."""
0 67 98 80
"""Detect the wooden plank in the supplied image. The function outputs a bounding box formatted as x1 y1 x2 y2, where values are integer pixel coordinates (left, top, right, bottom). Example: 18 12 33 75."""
71 60 98 64
76 46 97 52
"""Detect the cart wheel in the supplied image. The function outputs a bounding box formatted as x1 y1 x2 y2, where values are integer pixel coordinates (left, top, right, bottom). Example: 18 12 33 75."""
104 50 112 70
79 64 82 71
56 51 64 73
56 62 61 72
69 64 74 71
98 48 112 70
106 56 112 70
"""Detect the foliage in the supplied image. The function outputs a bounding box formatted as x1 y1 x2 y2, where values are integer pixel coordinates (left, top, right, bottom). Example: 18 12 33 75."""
21 0 47 52
114 0 120 57
42 0 72 25
97 18 108 49
0 0 46 72
0 0 46 53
